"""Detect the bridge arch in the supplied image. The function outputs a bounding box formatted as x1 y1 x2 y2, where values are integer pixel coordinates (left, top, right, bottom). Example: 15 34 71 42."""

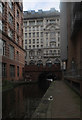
38 71 57 83
38 71 56 90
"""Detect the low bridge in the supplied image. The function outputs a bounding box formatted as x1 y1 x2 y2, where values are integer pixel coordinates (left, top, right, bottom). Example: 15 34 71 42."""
24 64 62 83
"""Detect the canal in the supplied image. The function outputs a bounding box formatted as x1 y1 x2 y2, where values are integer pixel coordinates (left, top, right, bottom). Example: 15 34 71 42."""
2 82 50 118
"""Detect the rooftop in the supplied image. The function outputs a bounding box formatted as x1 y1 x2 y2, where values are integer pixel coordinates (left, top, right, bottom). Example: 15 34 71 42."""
23 8 60 19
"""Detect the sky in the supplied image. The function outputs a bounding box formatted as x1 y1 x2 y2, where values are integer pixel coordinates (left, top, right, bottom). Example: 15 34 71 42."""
23 0 60 12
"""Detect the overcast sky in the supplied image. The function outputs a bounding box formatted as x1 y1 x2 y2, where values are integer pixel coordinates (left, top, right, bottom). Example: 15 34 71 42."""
23 0 60 12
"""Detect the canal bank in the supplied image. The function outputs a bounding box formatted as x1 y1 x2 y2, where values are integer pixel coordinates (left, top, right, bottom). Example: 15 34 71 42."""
2 80 38 92
32 80 80 118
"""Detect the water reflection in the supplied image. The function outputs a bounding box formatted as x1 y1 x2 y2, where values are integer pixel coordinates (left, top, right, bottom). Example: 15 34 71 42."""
2 83 48 118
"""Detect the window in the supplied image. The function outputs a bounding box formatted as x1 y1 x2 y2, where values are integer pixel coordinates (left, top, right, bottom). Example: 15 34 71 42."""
37 45 39 48
8 28 13 39
50 50 52 54
25 39 27 44
16 51 19 61
22 68 24 77
17 10 19 17
2 22 5 32
0 20 2 31
46 50 48 55
2 63 6 77
37 51 40 55
58 32 60 35
37 26 39 31
41 39 43 43
50 19 55 23
29 45 31 49
40 26 43 31
2 3 5 15
32 26 35 31
0 39 5 56
37 32 39 37
41 45 43 48
29 33 31 37
0 2 2 13
33 45 35 48
50 42 56 47
37 20 43 25
29 21 35 26
41 32 43 37
33 39 35 44
25 46 27 50
46 42 48 47
0 2 5 14
33 33 35 37
10 65 15 77
16 36 19 43
46 33 48 38
9 45 14 59
37 39 39 43
25 27 27 32
8 0 13 9
17 66 19 77
29 27 31 31
50 32 55 39
25 33 27 38
29 39 31 44
57 19 59 21
54 50 57 55
17 23 19 32
58 43 60 47
58 50 60 55
24 21 27 26
9 12 13 24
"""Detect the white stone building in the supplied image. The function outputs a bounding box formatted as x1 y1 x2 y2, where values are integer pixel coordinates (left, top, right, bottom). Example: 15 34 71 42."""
23 8 61 66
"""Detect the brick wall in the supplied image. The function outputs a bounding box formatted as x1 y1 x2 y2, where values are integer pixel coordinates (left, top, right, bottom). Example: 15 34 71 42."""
0 2 26 81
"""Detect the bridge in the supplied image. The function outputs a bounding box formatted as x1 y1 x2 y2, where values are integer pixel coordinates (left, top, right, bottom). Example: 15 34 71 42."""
24 64 62 83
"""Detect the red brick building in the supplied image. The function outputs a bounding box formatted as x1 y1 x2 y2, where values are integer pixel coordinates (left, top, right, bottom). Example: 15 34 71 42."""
0 1 26 81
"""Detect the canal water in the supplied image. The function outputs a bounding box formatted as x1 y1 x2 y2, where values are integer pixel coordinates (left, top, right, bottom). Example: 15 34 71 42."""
2 82 50 118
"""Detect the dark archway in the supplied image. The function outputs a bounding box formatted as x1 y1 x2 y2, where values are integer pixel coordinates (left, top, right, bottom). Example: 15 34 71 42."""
38 71 56 90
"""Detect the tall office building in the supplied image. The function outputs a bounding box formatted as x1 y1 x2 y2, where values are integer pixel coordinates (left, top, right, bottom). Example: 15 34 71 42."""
23 8 60 66
0 1 26 81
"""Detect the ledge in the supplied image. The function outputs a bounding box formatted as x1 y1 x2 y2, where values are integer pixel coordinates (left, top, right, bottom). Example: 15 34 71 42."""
32 81 55 118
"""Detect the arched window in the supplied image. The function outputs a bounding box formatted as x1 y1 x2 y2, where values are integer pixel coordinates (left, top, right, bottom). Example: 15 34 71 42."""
29 60 35 65
46 59 52 67
37 60 43 66
54 58 60 64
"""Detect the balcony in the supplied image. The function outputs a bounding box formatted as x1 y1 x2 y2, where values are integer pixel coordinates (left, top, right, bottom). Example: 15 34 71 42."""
50 39 56 42
43 53 59 58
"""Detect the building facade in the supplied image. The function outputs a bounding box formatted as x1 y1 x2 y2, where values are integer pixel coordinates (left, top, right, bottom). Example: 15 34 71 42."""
23 8 60 66
60 2 82 96
60 2 82 71
0 1 26 81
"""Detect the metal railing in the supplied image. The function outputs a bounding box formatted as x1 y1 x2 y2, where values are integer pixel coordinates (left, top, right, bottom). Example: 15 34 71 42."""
64 62 82 80
64 69 82 79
